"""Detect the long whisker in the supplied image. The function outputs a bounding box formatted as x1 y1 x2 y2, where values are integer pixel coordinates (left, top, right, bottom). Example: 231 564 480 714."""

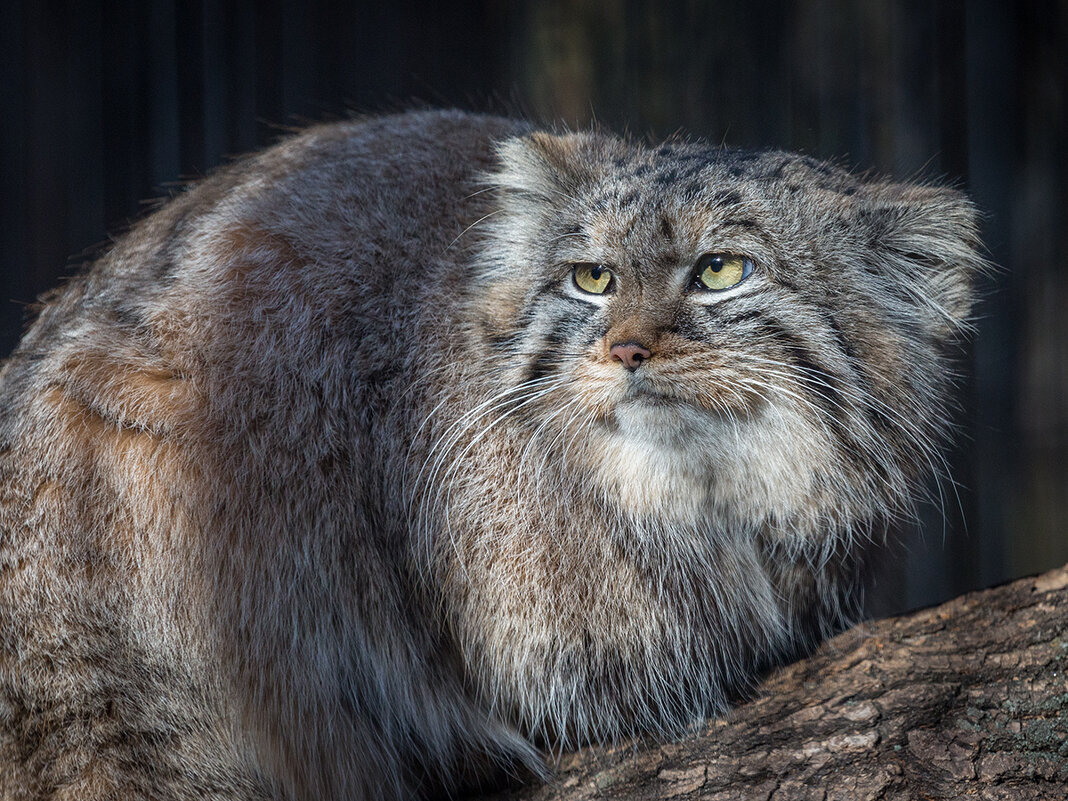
408 375 567 569
410 375 568 563
746 355 958 512
732 353 956 528
432 382 569 566
446 208 505 251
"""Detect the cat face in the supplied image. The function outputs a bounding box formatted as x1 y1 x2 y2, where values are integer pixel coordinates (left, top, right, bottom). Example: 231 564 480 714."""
475 131 982 539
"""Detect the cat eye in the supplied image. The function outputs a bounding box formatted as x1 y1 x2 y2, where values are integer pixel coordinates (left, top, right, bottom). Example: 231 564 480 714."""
693 253 753 291
572 263 614 295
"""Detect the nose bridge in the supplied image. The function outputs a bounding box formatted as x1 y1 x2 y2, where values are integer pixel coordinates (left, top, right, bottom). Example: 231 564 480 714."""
606 279 675 349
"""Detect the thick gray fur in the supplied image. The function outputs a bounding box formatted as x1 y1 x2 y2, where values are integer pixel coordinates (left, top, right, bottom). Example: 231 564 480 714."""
0 110 983 799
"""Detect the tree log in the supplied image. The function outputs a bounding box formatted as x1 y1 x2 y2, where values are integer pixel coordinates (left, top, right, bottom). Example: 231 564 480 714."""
488 565 1068 800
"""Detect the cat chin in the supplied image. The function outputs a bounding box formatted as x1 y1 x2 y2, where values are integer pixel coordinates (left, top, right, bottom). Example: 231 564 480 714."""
589 399 724 524
591 396 826 531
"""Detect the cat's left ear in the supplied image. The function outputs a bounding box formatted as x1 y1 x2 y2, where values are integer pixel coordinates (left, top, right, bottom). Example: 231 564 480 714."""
491 132 587 201
857 182 987 332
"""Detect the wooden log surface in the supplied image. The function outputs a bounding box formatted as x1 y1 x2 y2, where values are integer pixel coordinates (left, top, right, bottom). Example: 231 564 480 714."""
489 565 1068 801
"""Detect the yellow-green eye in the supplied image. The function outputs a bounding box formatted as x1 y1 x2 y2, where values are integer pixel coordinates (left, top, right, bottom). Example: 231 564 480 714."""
694 253 753 291
572 263 613 294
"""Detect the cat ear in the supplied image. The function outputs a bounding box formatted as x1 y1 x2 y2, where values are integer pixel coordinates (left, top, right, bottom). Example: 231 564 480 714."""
491 132 586 200
857 183 987 332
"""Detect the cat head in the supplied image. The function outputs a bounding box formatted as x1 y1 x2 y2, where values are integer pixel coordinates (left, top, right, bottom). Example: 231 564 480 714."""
473 130 984 543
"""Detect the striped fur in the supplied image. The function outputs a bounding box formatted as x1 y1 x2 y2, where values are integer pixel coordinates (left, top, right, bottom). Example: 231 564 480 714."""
0 111 982 800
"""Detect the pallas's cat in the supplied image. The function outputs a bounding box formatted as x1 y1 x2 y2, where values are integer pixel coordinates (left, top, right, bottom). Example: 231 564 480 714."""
0 110 980 800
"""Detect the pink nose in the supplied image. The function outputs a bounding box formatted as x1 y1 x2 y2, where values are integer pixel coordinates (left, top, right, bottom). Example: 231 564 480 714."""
609 342 652 372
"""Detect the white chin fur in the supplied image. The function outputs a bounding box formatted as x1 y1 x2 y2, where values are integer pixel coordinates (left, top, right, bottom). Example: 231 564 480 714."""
591 397 823 532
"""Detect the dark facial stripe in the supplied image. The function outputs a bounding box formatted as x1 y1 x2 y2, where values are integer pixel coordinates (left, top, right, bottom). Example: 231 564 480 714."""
719 308 764 326
523 348 556 386
720 218 757 230
757 319 840 403
756 318 858 453
510 288 588 330
483 324 520 354
812 309 900 443
767 273 801 293
486 284 592 356
748 310 897 465
521 308 597 385
654 169 679 186
673 300 769 343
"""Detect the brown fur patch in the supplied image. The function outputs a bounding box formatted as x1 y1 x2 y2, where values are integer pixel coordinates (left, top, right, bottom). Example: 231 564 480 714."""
40 387 185 539
218 223 306 286
59 349 200 437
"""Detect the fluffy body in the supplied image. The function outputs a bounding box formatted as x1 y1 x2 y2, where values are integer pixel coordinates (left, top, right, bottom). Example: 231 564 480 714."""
0 110 982 799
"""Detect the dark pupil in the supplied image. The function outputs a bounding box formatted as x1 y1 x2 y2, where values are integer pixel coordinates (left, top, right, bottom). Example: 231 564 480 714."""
707 258 723 272
590 266 602 280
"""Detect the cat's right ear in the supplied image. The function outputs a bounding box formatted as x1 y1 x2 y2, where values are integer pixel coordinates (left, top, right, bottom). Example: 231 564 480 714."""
491 132 585 201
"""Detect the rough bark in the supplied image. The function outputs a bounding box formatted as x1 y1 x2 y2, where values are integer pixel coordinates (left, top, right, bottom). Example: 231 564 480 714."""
488 564 1068 801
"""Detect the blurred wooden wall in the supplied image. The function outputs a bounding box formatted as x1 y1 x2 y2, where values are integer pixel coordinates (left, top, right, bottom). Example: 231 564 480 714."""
1 0 1064 615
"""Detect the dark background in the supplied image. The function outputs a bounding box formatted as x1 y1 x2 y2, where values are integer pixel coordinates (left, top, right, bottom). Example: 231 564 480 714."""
2 0 1064 616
